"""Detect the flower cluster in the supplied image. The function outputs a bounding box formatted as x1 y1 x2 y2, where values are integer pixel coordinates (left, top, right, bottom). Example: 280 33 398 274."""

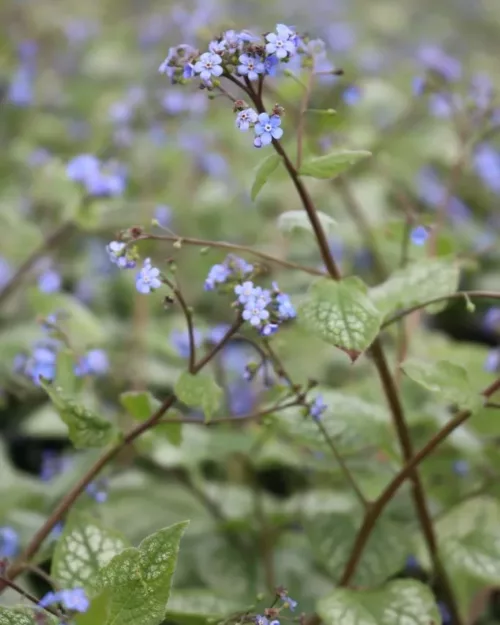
159 25 299 87
67 154 127 197
39 587 89 613
204 254 254 291
235 108 284 148
159 24 337 148
234 280 296 335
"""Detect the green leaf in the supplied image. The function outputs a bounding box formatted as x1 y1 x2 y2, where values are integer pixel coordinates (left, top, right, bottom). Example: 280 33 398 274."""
299 150 371 179
0 607 57 625
40 380 119 448
317 580 440 625
166 590 241 625
402 358 483 413
251 153 281 200
277 210 337 237
305 514 412 586
94 521 189 625
270 391 391 455
120 391 161 420
175 372 222 422
369 258 460 318
432 497 500 584
51 511 130 589
297 277 382 360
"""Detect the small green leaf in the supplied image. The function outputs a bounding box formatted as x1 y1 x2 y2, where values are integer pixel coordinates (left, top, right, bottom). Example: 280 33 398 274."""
40 380 119 448
175 372 222 422
297 277 382 360
370 258 459 318
120 391 161 420
0 607 58 625
317 580 439 625
251 154 281 200
401 358 483 413
94 521 189 625
299 150 371 179
277 210 337 237
51 511 130 589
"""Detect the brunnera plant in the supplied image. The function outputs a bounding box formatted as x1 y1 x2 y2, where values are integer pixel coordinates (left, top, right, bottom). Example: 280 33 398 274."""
1 20 500 625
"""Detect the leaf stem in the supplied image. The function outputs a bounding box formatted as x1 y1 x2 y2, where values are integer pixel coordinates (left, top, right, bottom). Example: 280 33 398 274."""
382 290 500 329
296 70 314 170
136 233 326 277
0 575 60 618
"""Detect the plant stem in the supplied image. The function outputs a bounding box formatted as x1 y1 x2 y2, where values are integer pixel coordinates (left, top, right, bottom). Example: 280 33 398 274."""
0 575 60 617
0 221 72 309
296 70 314 170
163 276 197 373
137 233 325 277
369 339 462 625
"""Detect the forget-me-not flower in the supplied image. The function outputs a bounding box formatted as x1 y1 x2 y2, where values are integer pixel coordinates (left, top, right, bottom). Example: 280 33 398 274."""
237 54 265 81
254 113 283 146
236 108 258 131
265 24 297 59
135 259 162 294
194 52 223 82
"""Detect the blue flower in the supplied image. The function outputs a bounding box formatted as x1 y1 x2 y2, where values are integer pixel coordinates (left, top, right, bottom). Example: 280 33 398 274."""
254 113 283 146
234 281 259 304
417 45 461 82
410 226 429 246
205 263 231 290
279 591 298 611
264 54 279 76
309 395 327 421
237 54 265 81
473 144 500 194
0 526 19 558
242 301 270 327
453 459 469 476
106 241 135 269
261 323 279 336
209 39 226 54
7 67 33 107
405 555 419 569
40 587 89 613
38 269 62 293
171 328 205 358
193 52 223 82
67 154 100 183
136 259 162 294
86 479 108 503
208 324 231 344
255 616 269 625
483 308 500 331
236 108 258 132
276 293 296 320
75 349 109 377
155 204 172 226
428 93 454 118
343 86 361 106
24 342 59 385
485 349 500 372
438 602 451 625
40 451 72 482
265 24 297 59
412 76 426 95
